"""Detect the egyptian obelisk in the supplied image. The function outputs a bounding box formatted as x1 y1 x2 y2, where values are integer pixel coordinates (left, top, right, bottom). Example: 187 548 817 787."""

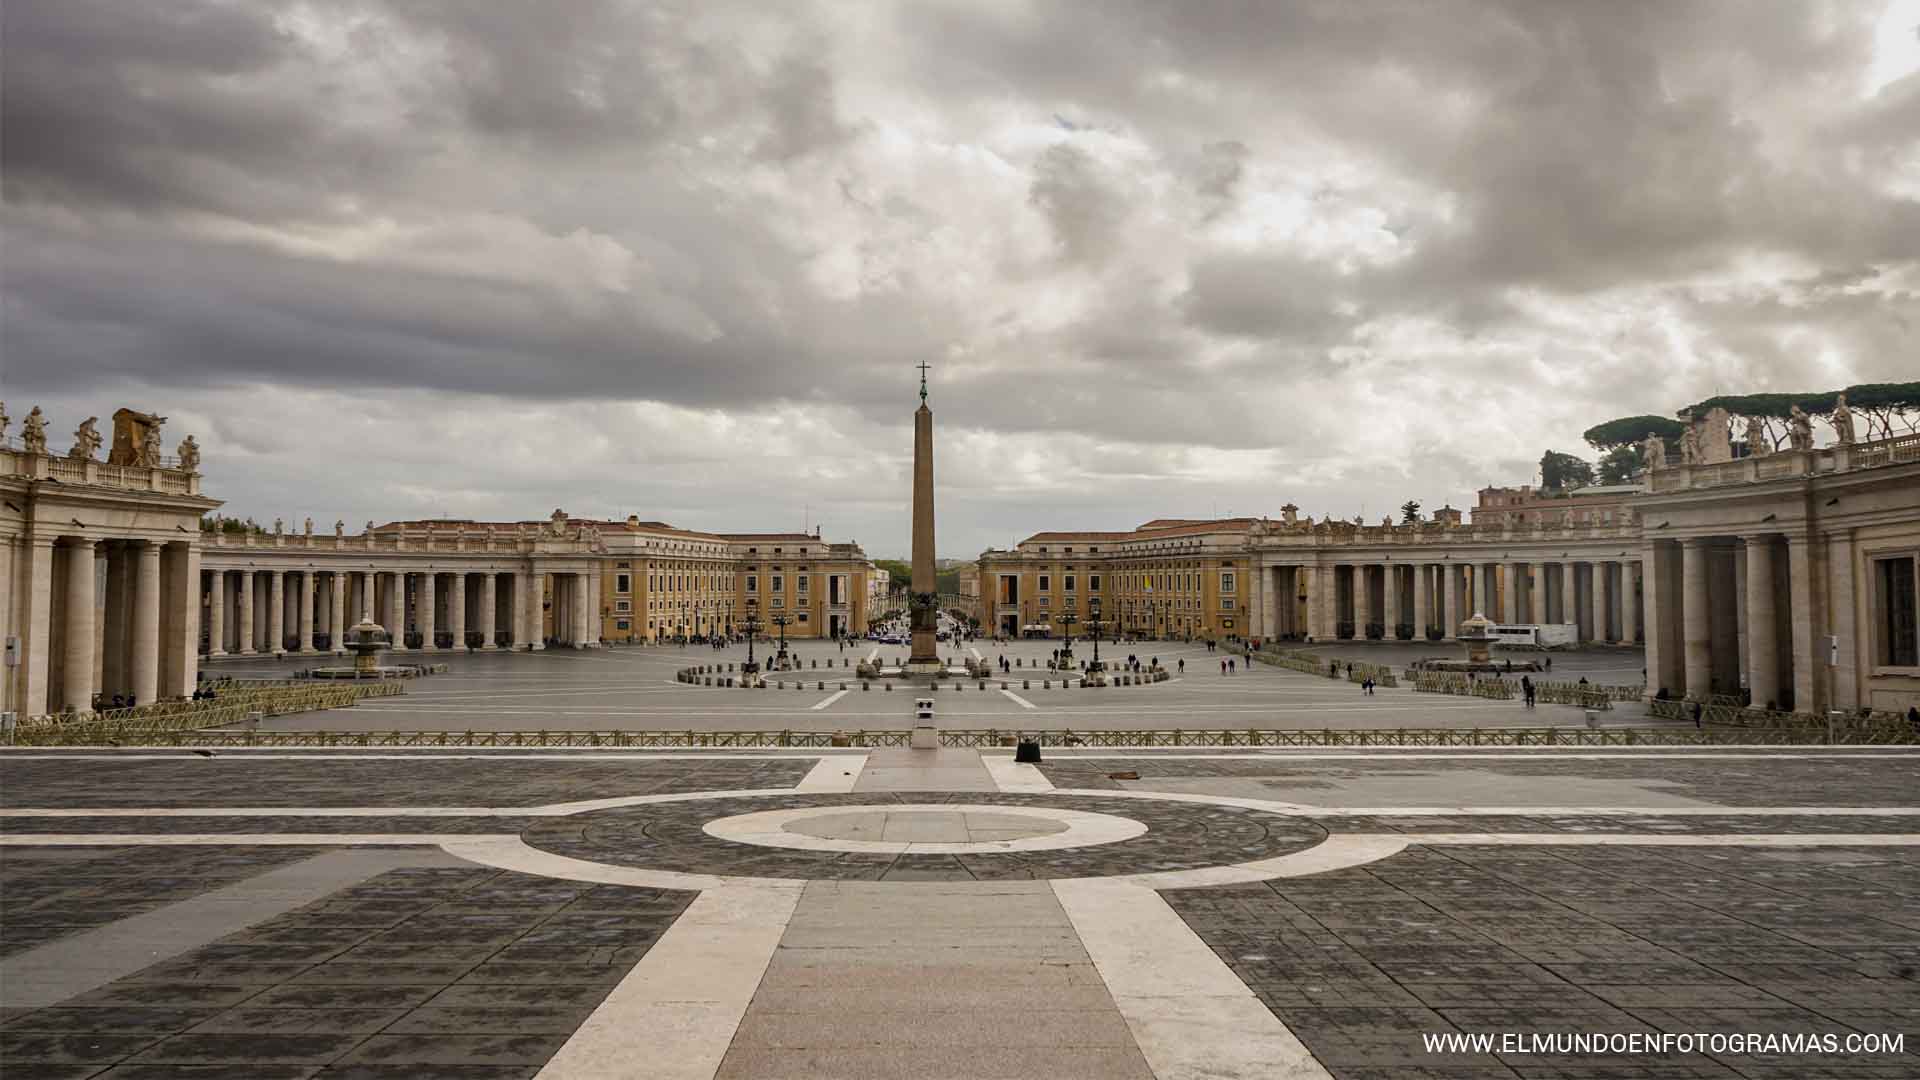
907 361 942 671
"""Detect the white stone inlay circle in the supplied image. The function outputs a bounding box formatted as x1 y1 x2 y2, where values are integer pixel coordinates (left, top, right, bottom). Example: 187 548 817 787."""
703 803 1148 854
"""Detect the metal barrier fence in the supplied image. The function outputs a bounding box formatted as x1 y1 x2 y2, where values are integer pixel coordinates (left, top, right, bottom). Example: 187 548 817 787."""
7 682 407 746
1410 673 1516 700
13 723 1915 750
1648 698 1917 743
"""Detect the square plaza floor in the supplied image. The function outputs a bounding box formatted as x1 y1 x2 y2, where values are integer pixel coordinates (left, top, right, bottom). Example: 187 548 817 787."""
4 745 1918 1078
200 638 1660 734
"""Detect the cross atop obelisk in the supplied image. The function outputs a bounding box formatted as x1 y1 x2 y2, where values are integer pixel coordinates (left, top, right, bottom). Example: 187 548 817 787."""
907 361 942 671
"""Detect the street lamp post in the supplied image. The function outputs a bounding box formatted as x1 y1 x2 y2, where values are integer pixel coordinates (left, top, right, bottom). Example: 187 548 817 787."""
742 600 763 676
1053 611 1079 668
771 614 792 669
1086 599 1104 672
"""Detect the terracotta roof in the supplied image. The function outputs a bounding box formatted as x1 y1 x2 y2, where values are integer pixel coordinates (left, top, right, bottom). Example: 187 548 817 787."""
718 532 825 542
1018 517 1261 546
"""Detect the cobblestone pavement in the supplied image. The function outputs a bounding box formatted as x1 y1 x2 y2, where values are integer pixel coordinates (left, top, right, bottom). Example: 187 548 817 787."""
3 747 1917 1078
1167 844 1920 1078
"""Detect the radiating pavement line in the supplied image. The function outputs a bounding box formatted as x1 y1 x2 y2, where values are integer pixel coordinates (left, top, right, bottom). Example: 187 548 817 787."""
795 753 868 792
0 847 467 1009
1001 688 1037 709
1054 877 1333 1079
981 752 1055 792
809 689 849 710
534 882 804 1080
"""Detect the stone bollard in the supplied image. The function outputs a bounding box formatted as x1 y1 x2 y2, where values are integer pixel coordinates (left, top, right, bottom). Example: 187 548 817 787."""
704 677 711 686
777 680 785 689
862 682 870 691
840 682 847 691
979 682 986 691
811 659 818 669
886 682 893 691
818 681 825 691
1043 680 1051 689
1002 681 1008 690
1023 679 1030 689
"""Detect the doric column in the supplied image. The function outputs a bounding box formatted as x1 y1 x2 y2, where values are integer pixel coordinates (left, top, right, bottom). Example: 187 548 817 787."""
330 572 349 645
1559 562 1577 635
510 571 528 650
1589 562 1607 642
129 542 161 704
449 572 467 650
358 571 374 622
102 545 131 696
388 571 408 649
297 571 315 653
1356 564 1373 638
527 572 545 650
1630 561 1645 642
419 572 439 651
1787 537 1817 712
480 573 498 649
1745 536 1779 709
61 538 98 712
238 571 257 655
267 570 285 655
1383 564 1401 640
1411 564 1428 640
1528 562 1547 625
573 572 591 648
1444 564 1463 638
1681 539 1712 699
206 569 226 657
1314 564 1336 640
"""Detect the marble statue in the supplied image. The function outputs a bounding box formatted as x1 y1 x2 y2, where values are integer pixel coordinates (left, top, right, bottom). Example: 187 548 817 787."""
176 434 200 472
140 422 163 467
1745 417 1770 457
304 516 314 535
334 519 345 537
70 417 102 461
1832 392 1856 445
1789 405 1814 451
1280 503 1299 525
273 517 284 535
1642 433 1664 472
365 520 374 535
22 407 48 455
1679 425 1699 465
0 401 10 443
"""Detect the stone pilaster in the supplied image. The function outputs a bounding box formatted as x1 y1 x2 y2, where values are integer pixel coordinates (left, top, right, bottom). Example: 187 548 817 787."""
1529 562 1547 625
388 571 407 650
163 542 199 699
1561 562 1578 635
1787 537 1819 713
1356 564 1374 638
330 572 347 654
1589 562 1606 642
1681 538 1711 699
22 538 55 715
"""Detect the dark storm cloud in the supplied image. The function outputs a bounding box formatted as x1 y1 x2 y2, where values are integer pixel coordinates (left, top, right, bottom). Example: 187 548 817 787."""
2 0 1916 556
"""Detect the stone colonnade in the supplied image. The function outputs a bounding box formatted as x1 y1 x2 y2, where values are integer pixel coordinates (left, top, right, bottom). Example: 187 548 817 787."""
1642 532 1802 709
198 567 603 656
29 537 200 713
1258 559 1644 645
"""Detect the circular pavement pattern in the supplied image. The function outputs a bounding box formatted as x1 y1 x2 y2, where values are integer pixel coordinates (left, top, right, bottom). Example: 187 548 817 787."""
704 803 1144 854
518 792 1327 881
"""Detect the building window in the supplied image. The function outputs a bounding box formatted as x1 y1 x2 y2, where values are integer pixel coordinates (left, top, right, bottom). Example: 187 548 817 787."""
1220 571 1236 594
747 575 758 592
616 574 630 594
1090 574 1101 591
797 611 809 623
1039 575 1050 591
616 619 630 630
772 597 784 609
1065 575 1075 592
614 600 630 613
1221 596 1235 611
1876 556 1918 667
773 576 784 592
1039 597 1050 609
798 576 809 593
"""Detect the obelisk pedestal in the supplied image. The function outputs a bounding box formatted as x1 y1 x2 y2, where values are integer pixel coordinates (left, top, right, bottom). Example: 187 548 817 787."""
905 370 945 676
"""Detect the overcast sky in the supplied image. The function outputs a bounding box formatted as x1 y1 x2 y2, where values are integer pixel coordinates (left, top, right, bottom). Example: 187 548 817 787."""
4 1 1917 559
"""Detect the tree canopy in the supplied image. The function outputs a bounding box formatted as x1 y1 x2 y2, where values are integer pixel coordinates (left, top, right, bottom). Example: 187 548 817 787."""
1581 414 1686 450
1540 450 1595 491
1399 499 1421 524
1679 382 1920 444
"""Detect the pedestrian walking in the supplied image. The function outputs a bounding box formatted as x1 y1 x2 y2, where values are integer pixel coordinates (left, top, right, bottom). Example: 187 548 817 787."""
1221 659 1228 675
1692 700 1703 728
1178 658 1185 674
1521 675 1535 708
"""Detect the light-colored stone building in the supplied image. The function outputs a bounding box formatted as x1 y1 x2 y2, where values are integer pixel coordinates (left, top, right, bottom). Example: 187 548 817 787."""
3 408 217 715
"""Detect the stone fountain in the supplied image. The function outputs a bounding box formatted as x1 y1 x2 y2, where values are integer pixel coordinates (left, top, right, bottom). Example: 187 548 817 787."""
308 614 416 679
1408 611 1541 674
